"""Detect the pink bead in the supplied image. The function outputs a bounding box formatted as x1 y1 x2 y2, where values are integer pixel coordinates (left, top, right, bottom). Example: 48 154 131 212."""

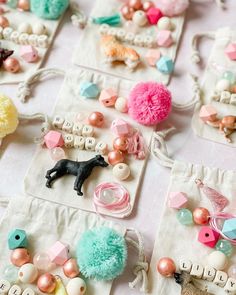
33 253 55 272
111 119 130 136
146 49 161 66
157 257 176 277
63 258 80 278
120 4 135 20
18 0 30 11
146 7 163 25
50 147 66 161
3 58 20 73
0 15 9 28
37 273 56 293
44 131 64 150
48 241 70 266
99 88 118 107
113 137 128 152
193 207 210 225
168 192 188 209
88 112 104 127
10 249 30 267
108 150 125 166
156 0 189 17
157 30 173 47
20 45 38 63
199 105 217 123
198 226 220 248
129 0 142 10
225 43 236 60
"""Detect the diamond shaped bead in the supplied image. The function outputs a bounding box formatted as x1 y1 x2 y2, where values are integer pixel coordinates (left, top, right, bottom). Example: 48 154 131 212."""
80 82 100 98
222 218 236 239
48 241 70 266
20 45 38 63
146 7 163 25
111 119 130 136
198 226 220 248
156 56 174 74
157 30 173 48
8 229 28 250
44 131 64 150
99 88 118 107
146 49 161 66
168 192 188 209
225 43 236 60
199 105 217 122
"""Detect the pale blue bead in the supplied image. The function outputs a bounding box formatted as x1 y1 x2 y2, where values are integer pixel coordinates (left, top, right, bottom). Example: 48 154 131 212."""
177 209 193 226
2 265 18 283
215 239 233 257
7 0 17 8
156 56 174 74
222 71 236 85
80 82 100 98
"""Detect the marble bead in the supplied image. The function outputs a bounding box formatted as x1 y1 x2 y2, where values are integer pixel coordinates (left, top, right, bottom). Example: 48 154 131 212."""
2 265 19 283
216 239 233 257
207 251 228 271
88 112 104 127
0 16 9 28
228 265 236 279
63 259 80 279
18 0 30 11
222 71 236 85
113 163 130 180
176 208 193 225
37 273 56 293
216 79 231 92
50 147 66 161
193 207 210 225
108 150 125 166
3 58 20 73
10 249 30 267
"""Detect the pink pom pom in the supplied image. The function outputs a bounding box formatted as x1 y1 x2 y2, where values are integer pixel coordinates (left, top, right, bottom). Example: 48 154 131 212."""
156 0 189 17
128 82 172 126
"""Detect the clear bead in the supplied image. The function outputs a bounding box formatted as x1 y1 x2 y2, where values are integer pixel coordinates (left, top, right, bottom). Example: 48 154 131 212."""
222 71 236 85
50 147 65 161
177 209 193 226
216 239 233 257
33 253 54 272
2 265 18 283
228 264 236 279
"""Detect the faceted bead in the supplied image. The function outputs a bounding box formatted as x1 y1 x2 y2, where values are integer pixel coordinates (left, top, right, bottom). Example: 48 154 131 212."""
33 253 55 272
44 131 64 150
20 45 38 63
222 218 236 239
199 105 217 123
222 71 236 85
7 0 18 8
198 226 220 248
215 239 233 257
111 119 130 136
50 147 66 161
156 56 174 74
99 88 118 107
2 265 19 283
146 7 163 25
168 192 188 209
80 82 100 98
48 241 70 266
8 229 28 250
146 49 161 66
156 30 173 48
228 265 236 279
176 209 193 226
225 43 236 60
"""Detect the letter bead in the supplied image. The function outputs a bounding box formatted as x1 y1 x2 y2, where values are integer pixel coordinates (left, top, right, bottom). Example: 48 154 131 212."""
213 270 228 287
220 91 231 104
190 263 204 279
22 288 35 295
62 121 73 133
10 31 20 43
8 285 22 295
74 136 85 150
19 33 29 45
179 259 192 273
3 27 13 40
95 141 108 155
72 123 83 136
224 278 236 294
85 137 96 151
211 90 221 102
0 279 11 294
28 34 38 47
202 266 216 282
230 94 236 106
82 125 94 137
53 115 64 129
63 134 74 148
37 35 48 48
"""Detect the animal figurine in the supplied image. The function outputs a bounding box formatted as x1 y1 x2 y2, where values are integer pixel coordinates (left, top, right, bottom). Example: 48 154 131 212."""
45 155 108 196
0 47 14 67
206 115 236 143
100 35 140 70
174 272 213 295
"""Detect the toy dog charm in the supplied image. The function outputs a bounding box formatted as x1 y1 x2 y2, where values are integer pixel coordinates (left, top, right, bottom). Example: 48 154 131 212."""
45 155 108 196
100 35 140 70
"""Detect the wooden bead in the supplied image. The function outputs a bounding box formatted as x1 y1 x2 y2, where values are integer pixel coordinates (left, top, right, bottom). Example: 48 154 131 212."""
62 121 73 133
202 266 216 282
63 134 74 148
72 123 83 136
95 141 108 155
82 125 94 137
0 16 9 28
0 279 11 294
74 136 85 150
22 288 35 295
208 251 228 271
88 112 104 127
66 278 86 295
18 23 32 34
8 229 27 250
108 150 125 165
85 137 96 151
53 115 65 129
48 241 70 266
8 285 22 295
179 259 192 273
113 163 130 180
224 278 236 294
213 270 228 287
190 263 204 279
198 226 220 248
18 264 38 283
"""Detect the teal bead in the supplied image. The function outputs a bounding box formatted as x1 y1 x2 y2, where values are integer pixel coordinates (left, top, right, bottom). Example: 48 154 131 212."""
177 209 193 226
30 0 69 20
156 56 174 74
215 239 233 257
8 229 28 250
93 14 121 26
80 82 100 98
7 0 18 8
2 265 18 283
222 71 236 85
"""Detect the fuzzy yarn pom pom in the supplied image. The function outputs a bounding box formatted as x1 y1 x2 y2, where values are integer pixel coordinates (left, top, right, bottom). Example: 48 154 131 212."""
0 94 19 140
128 82 172 126
76 227 127 281
30 0 69 20
156 0 189 17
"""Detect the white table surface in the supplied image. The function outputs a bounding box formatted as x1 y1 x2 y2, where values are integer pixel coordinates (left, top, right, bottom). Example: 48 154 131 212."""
1 1 236 294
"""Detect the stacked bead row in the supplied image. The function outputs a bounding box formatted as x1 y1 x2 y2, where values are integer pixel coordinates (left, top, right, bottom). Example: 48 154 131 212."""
0 280 35 295
211 90 236 105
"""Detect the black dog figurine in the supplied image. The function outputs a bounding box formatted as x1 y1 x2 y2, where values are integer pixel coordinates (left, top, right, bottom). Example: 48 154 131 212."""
45 155 108 196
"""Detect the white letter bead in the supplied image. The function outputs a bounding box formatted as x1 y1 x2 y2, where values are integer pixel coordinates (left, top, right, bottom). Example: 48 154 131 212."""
0 279 11 293
82 125 94 137
220 91 231 104
53 115 64 129
85 137 96 151
8 285 22 295
213 271 228 287
3 27 13 40
179 259 192 273
224 278 236 294
190 263 204 279
10 31 20 43
230 94 236 106
37 35 48 48
64 134 74 148
28 34 38 47
202 266 216 282
19 33 29 45
22 288 35 295
95 141 108 155
62 121 73 133
211 90 220 102
72 123 83 136
74 136 85 150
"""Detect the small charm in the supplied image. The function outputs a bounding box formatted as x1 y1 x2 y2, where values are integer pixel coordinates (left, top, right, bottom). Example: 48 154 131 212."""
45 155 108 196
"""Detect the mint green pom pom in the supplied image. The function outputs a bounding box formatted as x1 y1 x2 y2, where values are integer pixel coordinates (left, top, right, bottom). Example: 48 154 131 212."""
30 0 69 20
76 227 127 281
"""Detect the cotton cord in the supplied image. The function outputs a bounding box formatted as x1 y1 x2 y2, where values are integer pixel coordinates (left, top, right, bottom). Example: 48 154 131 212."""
17 68 65 103
70 1 88 29
126 228 149 293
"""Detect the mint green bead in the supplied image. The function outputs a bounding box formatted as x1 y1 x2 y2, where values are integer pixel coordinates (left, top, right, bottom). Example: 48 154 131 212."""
30 0 69 20
7 0 18 8
2 265 18 283
93 14 121 26
222 71 236 85
215 239 233 257
177 209 193 226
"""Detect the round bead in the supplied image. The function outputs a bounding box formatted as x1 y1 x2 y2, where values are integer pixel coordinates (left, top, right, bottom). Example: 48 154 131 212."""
76 112 86 122
157 17 172 30
88 112 104 127
215 239 233 257
129 0 142 10
18 0 30 11
0 16 9 28
32 23 47 35
3 58 20 73
18 263 38 283
222 71 236 85
142 1 155 11
228 265 236 279
50 147 66 161
120 4 134 20
33 253 54 272
193 207 210 225
2 265 19 283
66 277 86 295
37 273 56 293
207 251 228 270
113 137 128 152
216 79 230 92
10 248 30 267
176 208 193 226
18 22 32 34
108 150 125 166
113 163 131 180
157 257 176 277
63 258 80 279
132 10 147 27
115 97 128 113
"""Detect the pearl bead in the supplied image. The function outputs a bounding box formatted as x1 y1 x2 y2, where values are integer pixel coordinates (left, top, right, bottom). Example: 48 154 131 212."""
193 207 210 225
115 97 128 113
32 23 47 35
207 251 228 271
18 22 32 34
3 265 19 283
18 0 30 11
215 239 233 257
108 150 125 165
50 147 66 161
0 16 9 28
157 257 176 277
129 0 142 10
3 58 20 73
63 259 80 279
37 273 56 293
33 253 54 272
176 208 193 225
18 263 38 283
120 4 134 20
66 277 86 295
10 249 30 267
142 1 155 11
88 112 104 127
228 265 236 279
113 163 131 180
113 137 128 152
216 79 230 92
132 10 148 27
157 17 172 30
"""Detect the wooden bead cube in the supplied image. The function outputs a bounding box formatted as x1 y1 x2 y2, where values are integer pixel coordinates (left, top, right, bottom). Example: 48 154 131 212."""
190 263 204 279
3 27 13 40
85 137 96 151
0 279 11 293
230 94 236 106
8 229 28 250
10 31 20 44
9 285 22 295
74 136 85 150
213 271 228 287
211 90 220 102
63 134 74 148
82 125 94 137
72 123 83 136
179 259 192 273
220 91 231 104
224 278 236 294
95 141 108 155
48 241 70 266
202 266 216 282
44 131 64 150
28 35 38 47
198 226 220 248
62 121 73 133
53 115 65 129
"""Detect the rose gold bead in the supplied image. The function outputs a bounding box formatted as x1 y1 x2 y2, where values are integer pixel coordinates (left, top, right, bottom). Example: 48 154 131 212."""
88 112 104 127
142 1 155 11
18 0 30 11
129 0 142 10
120 4 135 20
108 150 125 166
0 15 9 28
157 257 176 277
10 248 30 267
0 7 5 14
193 207 210 225
113 137 128 152
63 258 80 279
3 58 20 73
37 273 56 293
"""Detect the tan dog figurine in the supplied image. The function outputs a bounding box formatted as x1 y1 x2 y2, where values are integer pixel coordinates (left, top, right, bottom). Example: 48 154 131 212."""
100 35 140 70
